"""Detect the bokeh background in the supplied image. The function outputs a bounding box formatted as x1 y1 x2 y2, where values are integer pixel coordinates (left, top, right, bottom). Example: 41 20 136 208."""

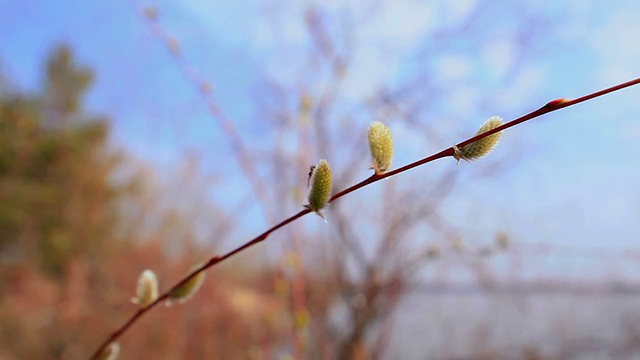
2 0 640 359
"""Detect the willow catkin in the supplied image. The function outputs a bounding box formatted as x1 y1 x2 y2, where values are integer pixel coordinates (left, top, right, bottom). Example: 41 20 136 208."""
167 264 206 305
368 121 394 174
96 343 120 360
131 269 159 308
454 116 503 162
305 159 332 218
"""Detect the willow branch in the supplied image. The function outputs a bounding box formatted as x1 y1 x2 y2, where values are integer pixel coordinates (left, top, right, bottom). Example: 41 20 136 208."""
90 76 640 359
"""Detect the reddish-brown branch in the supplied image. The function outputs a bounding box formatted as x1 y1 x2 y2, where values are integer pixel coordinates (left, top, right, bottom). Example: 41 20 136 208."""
89 210 309 359
89 77 640 359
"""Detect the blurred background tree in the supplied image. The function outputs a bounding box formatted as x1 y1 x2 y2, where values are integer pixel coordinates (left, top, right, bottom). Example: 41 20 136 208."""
0 43 289 359
0 44 129 358
0 44 117 278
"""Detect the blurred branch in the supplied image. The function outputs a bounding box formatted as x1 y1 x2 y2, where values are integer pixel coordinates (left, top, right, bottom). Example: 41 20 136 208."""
141 9 275 222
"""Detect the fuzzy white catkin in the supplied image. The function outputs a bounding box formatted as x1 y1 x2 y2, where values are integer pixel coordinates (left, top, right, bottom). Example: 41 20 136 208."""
132 269 159 308
97 342 120 360
455 116 503 161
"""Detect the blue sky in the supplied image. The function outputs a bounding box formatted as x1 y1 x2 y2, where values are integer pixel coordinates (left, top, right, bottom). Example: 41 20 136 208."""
2 0 640 279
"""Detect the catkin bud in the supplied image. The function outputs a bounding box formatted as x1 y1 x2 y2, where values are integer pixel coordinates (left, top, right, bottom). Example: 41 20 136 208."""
454 116 503 162
131 269 159 308
452 237 465 253
495 232 510 249
97 342 120 360
305 159 332 219
295 308 310 330
142 6 158 21
368 121 394 174
425 244 441 259
167 264 206 305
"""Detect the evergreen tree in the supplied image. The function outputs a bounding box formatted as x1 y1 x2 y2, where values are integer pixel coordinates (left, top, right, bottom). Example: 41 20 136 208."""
0 44 119 278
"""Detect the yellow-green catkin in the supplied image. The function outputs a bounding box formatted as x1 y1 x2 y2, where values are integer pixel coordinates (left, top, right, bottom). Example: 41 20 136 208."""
97 342 120 360
454 116 503 162
167 264 206 305
305 159 332 219
425 244 441 259
131 269 159 308
495 232 510 249
368 121 394 174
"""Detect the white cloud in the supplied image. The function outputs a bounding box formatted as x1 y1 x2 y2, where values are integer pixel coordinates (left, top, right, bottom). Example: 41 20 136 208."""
179 0 441 102
446 0 478 22
436 54 471 82
339 1 435 100
483 39 514 78
341 47 389 99
498 64 544 111
356 1 435 46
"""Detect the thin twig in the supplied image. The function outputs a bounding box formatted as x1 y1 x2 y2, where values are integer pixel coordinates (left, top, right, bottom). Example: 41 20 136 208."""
89 77 640 359
142 14 275 223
